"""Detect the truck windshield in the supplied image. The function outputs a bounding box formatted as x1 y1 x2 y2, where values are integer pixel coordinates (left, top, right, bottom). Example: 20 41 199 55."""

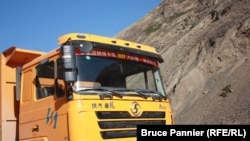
73 52 166 96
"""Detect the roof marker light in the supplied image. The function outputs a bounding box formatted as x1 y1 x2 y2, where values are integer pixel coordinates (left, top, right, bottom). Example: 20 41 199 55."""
111 40 117 44
76 34 86 38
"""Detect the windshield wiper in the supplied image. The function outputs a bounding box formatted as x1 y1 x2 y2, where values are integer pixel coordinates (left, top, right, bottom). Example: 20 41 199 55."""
134 89 167 101
113 88 149 99
76 88 164 100
76 88 123 100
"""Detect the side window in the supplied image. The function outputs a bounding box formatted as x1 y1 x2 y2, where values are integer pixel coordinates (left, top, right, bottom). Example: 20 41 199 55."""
36 60 55 99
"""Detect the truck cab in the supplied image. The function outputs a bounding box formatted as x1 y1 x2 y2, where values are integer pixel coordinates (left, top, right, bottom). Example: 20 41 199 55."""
1 33 173 141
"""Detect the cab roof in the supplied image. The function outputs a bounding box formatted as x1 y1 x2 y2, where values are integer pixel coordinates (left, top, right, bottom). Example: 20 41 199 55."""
58 33 163 63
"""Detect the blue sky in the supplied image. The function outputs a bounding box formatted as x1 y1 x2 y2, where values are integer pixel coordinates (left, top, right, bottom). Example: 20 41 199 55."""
0 0 162 53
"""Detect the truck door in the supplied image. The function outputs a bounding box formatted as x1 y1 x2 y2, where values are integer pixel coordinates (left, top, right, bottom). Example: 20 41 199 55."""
31 60 68 141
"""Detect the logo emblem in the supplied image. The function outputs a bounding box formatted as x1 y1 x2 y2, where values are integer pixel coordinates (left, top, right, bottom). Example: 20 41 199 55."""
130 102 141 116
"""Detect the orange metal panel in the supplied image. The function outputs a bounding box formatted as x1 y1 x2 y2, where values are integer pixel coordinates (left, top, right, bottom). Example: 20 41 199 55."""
0 54 18 141
0 47 44 141
3 46 44 67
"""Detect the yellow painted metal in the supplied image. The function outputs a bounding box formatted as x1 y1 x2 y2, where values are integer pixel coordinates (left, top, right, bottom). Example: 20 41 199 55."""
58 33 160 55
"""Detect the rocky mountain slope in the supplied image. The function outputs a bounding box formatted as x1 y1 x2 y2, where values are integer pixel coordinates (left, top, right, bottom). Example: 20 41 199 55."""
115 0 250 124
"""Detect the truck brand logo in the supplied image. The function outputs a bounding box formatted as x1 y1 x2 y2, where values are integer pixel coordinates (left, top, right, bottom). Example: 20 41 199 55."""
130 102 141 117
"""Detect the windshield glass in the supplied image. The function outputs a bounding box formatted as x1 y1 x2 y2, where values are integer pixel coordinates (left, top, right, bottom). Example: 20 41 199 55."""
74 50 166 96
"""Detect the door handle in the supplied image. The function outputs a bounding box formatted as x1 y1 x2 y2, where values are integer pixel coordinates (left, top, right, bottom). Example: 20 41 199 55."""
32 125 39 132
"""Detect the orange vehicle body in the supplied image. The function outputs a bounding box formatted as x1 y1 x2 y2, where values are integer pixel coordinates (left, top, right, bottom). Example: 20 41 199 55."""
0 33 173 141
0 47 44 141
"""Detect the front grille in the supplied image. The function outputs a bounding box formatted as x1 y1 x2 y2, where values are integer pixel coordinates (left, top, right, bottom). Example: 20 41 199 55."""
98 120 165 129
101 130 136 139
96 111 166 139
96 111 165 119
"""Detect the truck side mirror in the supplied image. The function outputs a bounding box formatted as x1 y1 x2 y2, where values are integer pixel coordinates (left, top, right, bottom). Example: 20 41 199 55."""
61 45 77 83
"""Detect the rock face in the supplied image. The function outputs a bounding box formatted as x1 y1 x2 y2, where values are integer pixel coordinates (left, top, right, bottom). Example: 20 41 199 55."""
115 0 250 124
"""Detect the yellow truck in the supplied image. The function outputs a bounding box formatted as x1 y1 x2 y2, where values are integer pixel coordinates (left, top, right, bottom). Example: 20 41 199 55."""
0 33 173 141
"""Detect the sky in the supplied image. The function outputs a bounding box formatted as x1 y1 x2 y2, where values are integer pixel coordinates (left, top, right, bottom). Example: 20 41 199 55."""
0 0 162 53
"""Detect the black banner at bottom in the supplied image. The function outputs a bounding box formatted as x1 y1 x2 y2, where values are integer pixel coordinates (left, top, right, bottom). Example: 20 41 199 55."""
137 125 250 141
